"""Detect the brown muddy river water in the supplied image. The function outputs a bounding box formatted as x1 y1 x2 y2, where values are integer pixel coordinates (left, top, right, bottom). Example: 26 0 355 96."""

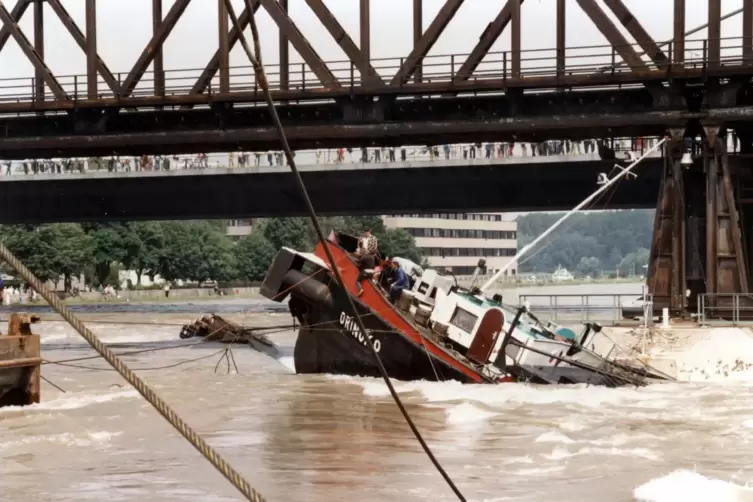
0 295 752 502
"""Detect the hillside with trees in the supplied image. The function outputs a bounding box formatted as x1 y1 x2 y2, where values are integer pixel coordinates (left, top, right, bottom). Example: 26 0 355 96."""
515 210 654 277
0 217 422 289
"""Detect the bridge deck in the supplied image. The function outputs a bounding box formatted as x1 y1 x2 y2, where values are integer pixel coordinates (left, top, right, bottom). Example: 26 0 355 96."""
0 154 664 224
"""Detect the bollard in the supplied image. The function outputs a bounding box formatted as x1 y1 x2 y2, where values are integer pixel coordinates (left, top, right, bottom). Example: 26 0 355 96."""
662 308 670 329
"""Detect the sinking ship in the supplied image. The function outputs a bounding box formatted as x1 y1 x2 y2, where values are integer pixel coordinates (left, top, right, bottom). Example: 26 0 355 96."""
253 232 672 387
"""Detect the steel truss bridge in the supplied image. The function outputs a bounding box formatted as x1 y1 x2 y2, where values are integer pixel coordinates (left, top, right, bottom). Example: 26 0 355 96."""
0 0 752 316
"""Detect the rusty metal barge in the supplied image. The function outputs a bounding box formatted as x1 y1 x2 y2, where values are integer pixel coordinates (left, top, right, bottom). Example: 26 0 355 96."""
0 313 42 407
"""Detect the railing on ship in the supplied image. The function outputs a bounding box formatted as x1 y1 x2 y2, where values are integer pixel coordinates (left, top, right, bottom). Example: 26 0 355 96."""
519 293 654 327
697 293 753 326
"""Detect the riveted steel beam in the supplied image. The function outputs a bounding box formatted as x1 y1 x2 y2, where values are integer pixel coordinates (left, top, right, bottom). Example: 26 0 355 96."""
188 0 260 99
453 0 525 83
708 0 721 68
575 0 646 71
259 0 339 88
0 0 29 55
305 0 382 85
279 0 288 91
153 0 164 96
32 0 42 102
603 0 668 68
391 0 464 86
121 0 192 98
673 0 684 66
360 0 370 83
0 0 67 100
218 0 229 93
556 0 565 76
46 0 120 95
85 0 96 98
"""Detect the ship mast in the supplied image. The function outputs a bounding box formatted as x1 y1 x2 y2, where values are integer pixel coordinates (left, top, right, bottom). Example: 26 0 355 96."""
479 137 668 293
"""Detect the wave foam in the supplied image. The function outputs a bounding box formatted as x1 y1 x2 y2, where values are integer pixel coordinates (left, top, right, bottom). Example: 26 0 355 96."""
634 469 753 502
0 389 139 416
445 402 497 425
0 430 122 450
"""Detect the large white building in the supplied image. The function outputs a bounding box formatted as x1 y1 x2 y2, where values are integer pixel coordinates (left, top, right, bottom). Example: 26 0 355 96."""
382 213 518 276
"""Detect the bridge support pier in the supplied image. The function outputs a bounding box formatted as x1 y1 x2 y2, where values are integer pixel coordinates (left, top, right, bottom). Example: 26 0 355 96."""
647 128 751 317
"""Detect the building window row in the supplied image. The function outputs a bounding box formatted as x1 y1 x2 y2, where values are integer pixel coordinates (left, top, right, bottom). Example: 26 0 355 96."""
406 228 517 240
397 213 506 222
421 247 517 257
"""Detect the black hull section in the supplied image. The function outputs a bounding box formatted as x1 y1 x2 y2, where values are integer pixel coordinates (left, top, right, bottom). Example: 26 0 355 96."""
291 294 479 384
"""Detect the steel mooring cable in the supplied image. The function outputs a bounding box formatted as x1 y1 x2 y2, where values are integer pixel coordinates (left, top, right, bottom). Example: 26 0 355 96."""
0 244 267 502
225 0 467 500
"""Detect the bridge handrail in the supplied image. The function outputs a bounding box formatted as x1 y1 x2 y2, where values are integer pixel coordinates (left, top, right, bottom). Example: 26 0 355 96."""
697 293 753 325
520 292 653 327
0 37 748 105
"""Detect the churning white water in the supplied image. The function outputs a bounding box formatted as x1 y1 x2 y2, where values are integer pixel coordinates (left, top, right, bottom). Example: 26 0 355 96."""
0 304 752 501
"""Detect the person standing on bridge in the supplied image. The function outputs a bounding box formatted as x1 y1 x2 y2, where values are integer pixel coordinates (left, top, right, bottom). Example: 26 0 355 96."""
354 229 378 297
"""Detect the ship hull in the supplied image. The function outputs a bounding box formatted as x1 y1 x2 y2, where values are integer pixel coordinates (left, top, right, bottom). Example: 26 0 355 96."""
260 246 492 384
290 294 480 383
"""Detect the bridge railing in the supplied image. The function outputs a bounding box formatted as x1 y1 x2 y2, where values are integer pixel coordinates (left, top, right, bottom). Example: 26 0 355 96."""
0 37 747 105
0 135 665 175
697 293 753 326
519 293 653 327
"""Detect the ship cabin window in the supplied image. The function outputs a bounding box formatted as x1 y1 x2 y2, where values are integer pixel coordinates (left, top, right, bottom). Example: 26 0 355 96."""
417 282 430 294
449 306 478 334
429 287 437 299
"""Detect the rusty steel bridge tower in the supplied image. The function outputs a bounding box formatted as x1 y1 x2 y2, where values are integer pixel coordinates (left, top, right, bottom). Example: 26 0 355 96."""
0 0 752 315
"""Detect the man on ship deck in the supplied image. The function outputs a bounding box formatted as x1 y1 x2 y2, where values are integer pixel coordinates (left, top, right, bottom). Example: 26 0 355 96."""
354 229 378 297
388 261 411 304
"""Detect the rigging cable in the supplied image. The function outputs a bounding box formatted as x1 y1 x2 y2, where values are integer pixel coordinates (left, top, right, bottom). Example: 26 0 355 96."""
0 245 267 501
224 0 466 499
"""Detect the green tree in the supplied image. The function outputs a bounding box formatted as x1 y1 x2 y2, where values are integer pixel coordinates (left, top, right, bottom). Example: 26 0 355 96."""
341 216 386 235
617 247 650 277
87 224 127 286
378 228 422 263
0 225 59 282
235 231 276 281
156 222 195 282
129 222 165 284
52 224 93 291
576 256 601 278
192 222 238 282
516 210 654 274
260 217 310 251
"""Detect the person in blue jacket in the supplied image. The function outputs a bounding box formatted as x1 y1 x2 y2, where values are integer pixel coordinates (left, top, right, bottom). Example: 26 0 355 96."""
388 261 410 304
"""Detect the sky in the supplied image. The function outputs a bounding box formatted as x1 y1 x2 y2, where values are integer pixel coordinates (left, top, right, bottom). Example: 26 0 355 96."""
0 0 746 97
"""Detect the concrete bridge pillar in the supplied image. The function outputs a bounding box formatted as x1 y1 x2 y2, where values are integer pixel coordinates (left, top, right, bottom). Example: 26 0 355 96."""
647 126 750 316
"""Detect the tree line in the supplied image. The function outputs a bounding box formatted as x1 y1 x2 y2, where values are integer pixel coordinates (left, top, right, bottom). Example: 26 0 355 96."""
516 210 654 277
0 217 422 290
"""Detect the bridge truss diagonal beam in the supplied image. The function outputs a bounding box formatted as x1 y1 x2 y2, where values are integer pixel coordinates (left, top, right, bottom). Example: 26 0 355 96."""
305 0 383 86
0 0 27 55
603 0 668 68
46 0 120 95
120 0 192 98
259 0 339 88
453 0 523 83
575 0 647 71
390 0 464 86
0 0 68 100
188 0 260 99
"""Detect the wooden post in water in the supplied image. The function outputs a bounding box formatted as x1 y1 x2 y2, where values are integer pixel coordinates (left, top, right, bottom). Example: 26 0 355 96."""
0 313 41 407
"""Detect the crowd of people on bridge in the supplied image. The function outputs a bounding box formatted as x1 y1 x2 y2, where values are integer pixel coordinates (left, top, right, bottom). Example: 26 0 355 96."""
0 137 668 176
